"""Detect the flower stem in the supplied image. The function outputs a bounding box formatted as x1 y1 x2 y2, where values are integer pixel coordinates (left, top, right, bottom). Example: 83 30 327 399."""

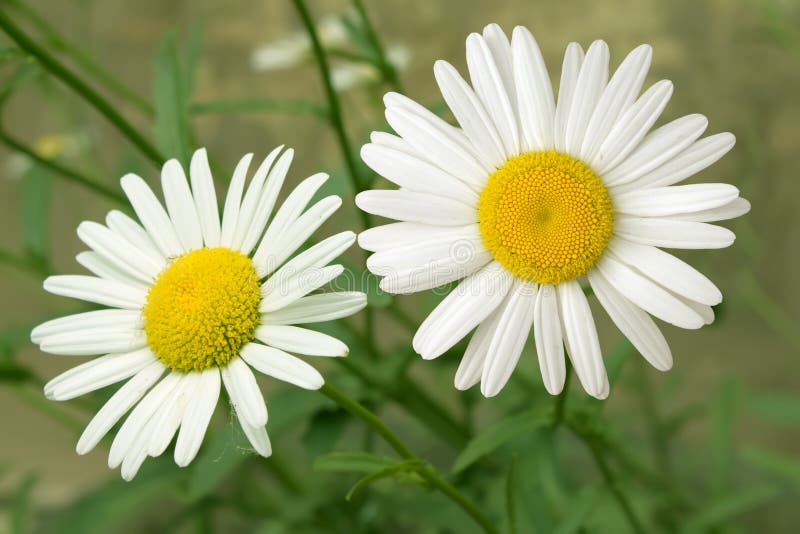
0 8 164 167
0 129 126 204
319 382 498 534
351 0 404 92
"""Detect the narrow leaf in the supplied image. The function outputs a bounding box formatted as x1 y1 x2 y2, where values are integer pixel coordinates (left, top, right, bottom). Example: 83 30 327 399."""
345 459 424 501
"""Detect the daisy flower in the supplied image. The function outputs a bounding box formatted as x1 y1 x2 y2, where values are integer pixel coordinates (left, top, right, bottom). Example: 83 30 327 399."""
32 147 366 480
355 24 749 399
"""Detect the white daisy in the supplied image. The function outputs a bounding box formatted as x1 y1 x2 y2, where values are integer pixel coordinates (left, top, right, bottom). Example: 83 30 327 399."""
355 24 750 400
32 147 367 480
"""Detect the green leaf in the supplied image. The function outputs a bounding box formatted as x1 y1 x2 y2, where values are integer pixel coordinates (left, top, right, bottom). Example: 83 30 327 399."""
0 46 27 63
152 30 193 166
345 459 424 501
453 409 552 473
0 62 40 107
742 446 800 488
314 451 397 474
748 392 800 426
19 164 51 268
551 486 601 534
681 486 779 533
10 473 36 534
187 422 250 501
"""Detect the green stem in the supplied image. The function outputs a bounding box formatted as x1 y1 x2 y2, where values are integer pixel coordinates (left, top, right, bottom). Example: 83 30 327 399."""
319 382 498 534
587 442 646 534
7 0 153 115
351 0 404 92
0 248 48 277
0 9 164 166
292 0 368 198
191 98 329 119
0 129 126 204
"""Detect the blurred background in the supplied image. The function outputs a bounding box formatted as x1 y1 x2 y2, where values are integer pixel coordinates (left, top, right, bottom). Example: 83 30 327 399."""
0 0 798 532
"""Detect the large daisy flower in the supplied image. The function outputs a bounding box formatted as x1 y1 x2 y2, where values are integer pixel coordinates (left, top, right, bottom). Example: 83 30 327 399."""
355 24 749 399
32 147 366 480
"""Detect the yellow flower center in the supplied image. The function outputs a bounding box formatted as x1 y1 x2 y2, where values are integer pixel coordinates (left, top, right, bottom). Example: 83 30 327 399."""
478 150 613 285
143 247 262 372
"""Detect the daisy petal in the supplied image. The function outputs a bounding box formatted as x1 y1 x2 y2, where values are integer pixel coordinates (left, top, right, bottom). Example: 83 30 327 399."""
105 210 165 263
120 173 183 257
379 248 492 294
161 159 203 251
481 280 537 397
255 325 348 357
512 25 555 151
413 261 513 359
664 197 751 223
40 329 146 356
230 146 285 251
614 217 735 249
175 368 220 467
358 222 474 252
454 304 503 391
366 226 482 275
265 231 355 288
44 348 155 400
554 42 585 152
260 292 367 325
189 148 221 247
240 343 324 390
260 264 343 313
614 184 739 217
220 153 254 247
595 256 704 329
76 252 148 289
355 190 477 226
482 24 516 108
238 418 272 457
588 269 672 371
221 357 267 428
32 309 141 344
609 239 722 305
533 284 566 395
43 275 145 309
564 40 609 155
77 221 162 282
76 361 165 455
557 280 608 399
147 374 195 457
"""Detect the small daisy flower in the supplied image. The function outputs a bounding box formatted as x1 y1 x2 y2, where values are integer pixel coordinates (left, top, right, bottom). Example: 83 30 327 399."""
32 147 366 480
355 24 749 399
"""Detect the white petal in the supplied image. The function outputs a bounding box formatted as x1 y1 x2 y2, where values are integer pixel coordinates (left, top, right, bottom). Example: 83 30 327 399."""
189 148 221 247
76 251 148 289
482 24 516 109
237 149 295 254
360 142 479 202
564 40 609 155
366 225 482 275
40 329 146 356
481 280 537 397
120 173 183 257
554 42 584 152
221 357 267 428
44 348 155 400
238 418 272 457
120 423 153 481
32 309 141 344
261 292 367 325
588 268 672 371
614 183 739 217
466 33 520 156
105 210 165 263
358 222 474 252
581 44 651 163
413 261 513 359
43 275 145 309
512 25 555 151
454 304 503 391
557 280 608 399
264 231 355 286
220 153 254 247
595 255 703 329
355 190 476 226
370 130 410 152
77 221 162 283
260 264 343 313
609 238 722 305
161 159 203 251
663 197 750 223
622 133 736 190
384 105 488 187
253 196 342 277
108 372 181 468
255 325 348 357
175 368 220 467
147 374 196 456
533 284 566 395
604 114 708 187
614 216 736 249
379 248 492 295
594 80 674 174
76 361 165 455
240 343 324 390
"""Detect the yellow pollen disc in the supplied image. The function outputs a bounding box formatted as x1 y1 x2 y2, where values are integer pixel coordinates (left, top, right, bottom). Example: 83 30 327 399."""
143 247 261 373
478 150 614 285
